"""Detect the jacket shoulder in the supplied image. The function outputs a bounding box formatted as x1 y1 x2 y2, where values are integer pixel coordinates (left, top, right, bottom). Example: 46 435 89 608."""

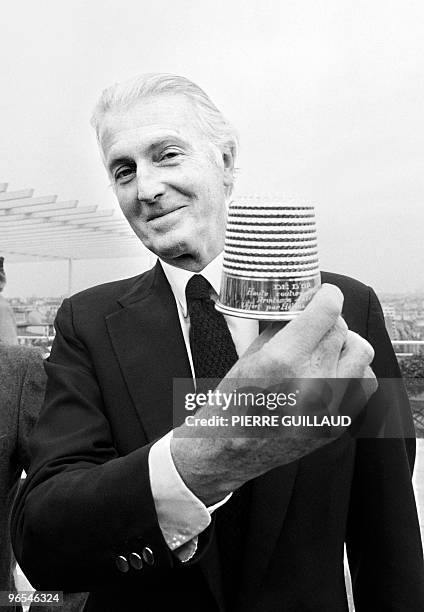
66 267 155 312
0 345 44 371
321 270 370 298
321 271 374 334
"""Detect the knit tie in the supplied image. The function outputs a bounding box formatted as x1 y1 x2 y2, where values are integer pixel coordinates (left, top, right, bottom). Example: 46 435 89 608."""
185 274 238 388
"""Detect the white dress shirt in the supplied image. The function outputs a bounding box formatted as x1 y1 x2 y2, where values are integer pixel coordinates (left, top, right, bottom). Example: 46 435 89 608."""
148 253 258 561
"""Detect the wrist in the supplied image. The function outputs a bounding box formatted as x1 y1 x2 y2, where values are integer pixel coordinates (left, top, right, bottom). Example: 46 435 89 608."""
170 431 240 505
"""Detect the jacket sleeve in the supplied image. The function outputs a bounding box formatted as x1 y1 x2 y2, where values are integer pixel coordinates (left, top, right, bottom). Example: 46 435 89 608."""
346 287 424 610
11 298 178 591
16 348 46 472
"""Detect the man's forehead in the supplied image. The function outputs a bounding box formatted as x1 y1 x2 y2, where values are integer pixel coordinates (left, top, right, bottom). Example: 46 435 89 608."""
98 93 201 155
101 126 188 162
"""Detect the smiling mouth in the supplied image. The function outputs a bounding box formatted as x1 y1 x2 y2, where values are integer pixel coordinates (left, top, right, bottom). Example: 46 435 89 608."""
147 207 185 222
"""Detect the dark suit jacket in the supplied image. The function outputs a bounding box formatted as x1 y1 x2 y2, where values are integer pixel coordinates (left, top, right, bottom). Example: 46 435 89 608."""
11 264 424 611
0 346 87 612
0 346 45 595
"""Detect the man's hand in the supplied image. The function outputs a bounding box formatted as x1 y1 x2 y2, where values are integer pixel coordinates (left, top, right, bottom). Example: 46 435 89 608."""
171 284 377 505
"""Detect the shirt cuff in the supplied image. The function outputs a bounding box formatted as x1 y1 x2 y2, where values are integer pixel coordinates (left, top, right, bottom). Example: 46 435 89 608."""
148 430 231 562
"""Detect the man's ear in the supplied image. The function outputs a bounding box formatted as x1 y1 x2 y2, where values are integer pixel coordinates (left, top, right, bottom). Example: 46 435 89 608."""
222 144 236 190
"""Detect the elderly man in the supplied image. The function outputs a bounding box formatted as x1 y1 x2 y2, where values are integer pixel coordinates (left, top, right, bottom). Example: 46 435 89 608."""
12 74 424 611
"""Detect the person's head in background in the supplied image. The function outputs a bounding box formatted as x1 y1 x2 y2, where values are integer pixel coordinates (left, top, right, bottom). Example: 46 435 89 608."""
0 257 6 293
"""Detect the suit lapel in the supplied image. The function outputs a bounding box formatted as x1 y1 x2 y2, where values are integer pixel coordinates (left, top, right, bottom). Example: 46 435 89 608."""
106 261 193 442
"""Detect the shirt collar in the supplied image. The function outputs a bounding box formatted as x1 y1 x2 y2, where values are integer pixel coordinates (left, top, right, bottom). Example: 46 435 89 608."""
160 252 224 317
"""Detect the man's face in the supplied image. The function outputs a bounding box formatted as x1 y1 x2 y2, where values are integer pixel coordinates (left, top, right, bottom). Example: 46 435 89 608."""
99 94 233 270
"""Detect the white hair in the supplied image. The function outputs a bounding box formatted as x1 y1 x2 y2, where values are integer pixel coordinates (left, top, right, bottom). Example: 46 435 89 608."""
91 73 239 164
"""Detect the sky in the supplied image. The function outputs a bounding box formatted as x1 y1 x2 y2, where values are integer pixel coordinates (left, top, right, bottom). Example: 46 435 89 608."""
1 0 423 297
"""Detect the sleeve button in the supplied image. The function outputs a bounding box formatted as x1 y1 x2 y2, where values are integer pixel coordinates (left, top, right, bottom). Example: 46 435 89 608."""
115 555 130 573
142 547 155 566
129 552 143 570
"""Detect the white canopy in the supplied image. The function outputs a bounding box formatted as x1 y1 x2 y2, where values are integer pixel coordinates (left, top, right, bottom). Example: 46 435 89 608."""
1 182 152 293
0 183 148 260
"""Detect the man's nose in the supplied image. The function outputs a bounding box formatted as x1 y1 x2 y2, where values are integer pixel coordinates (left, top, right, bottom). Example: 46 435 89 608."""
136 165 165 203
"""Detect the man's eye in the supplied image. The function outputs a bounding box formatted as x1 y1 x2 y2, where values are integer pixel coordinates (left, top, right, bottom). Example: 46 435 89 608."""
115 167 135 182
159 149 181 162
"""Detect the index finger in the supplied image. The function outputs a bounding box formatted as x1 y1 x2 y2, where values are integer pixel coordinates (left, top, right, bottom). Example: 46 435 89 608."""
270 283 344 355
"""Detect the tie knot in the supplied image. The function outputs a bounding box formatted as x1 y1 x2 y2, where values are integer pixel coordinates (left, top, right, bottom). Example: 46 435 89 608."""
185 274 212 301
